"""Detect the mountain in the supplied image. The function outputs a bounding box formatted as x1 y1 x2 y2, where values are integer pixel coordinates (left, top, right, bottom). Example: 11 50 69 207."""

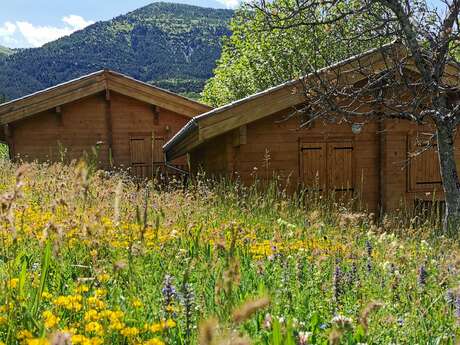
0 2 233 101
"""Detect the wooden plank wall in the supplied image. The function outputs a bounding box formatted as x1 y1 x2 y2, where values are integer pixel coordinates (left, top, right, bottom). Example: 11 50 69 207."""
10 91 190 170
110 92 189 169
189 109 460 213
382 119 460 211
12 95 108 164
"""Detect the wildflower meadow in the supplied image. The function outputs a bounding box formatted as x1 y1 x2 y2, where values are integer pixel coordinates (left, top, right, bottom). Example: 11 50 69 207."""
0 160 459 345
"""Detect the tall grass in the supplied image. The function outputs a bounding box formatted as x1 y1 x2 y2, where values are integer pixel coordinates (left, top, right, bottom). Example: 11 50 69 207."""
0 160 458 345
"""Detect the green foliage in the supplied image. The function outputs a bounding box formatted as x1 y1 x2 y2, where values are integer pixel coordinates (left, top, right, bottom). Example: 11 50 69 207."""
202 2 386 107
0 161 459 344
0 2 233 100
0 45 14 58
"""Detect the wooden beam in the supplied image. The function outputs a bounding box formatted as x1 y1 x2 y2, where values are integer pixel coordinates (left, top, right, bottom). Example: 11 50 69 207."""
106 75 210 117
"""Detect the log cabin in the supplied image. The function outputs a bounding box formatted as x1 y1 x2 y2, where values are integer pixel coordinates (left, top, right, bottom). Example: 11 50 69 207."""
164 43 460 213
0 70 211 177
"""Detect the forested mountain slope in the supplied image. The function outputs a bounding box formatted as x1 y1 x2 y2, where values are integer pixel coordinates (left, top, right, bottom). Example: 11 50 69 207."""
0 2 233 100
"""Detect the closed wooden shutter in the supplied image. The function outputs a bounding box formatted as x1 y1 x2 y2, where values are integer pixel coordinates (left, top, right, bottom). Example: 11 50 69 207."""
301 143 326 191
409 136 442 191
327 142 354 194
130 136 152 179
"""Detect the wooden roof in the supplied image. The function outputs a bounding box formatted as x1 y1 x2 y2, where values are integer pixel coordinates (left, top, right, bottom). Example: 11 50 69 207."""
164 42 460 160
0 70 212 126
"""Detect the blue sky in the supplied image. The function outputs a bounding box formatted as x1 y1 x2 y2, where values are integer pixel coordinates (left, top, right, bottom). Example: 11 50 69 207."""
0 0 444 49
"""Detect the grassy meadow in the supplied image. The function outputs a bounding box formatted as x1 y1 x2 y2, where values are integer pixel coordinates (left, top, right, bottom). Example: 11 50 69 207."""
0 160 459 345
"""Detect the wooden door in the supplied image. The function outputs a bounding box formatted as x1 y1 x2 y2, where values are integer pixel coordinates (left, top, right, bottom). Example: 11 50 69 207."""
130 135 152 179
301 143 327 191
327 142 354 197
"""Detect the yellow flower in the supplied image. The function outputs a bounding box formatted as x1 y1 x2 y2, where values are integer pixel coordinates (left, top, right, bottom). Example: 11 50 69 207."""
53 295 83 312
25 339 48 345
87 297 105 310
8 278 19 289
120 327 140 337
144 339 165 345
85 322 103 335
94 289 107 297
131 298 143 309
164 319 176 329
42 310 60 329
0 316 7 325
146 319 176 333
41 291 52 300
97 274 110 283
17 330 33 341
75 285 90 294
84 310 100 322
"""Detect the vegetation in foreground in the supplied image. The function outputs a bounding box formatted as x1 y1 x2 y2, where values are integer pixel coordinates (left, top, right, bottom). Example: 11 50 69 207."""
0 161 459 345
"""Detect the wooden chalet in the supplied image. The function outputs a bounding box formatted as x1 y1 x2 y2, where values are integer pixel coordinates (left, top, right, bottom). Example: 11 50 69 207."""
0 70 211 177
164 43 460 212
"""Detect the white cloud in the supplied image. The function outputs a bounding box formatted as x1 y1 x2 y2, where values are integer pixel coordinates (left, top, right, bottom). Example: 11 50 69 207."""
0 21 18 45
0 15 94 48
62 15 94 30
216 0 240 9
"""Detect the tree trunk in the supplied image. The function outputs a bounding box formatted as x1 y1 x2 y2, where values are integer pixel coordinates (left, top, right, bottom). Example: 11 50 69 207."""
436 123 460 233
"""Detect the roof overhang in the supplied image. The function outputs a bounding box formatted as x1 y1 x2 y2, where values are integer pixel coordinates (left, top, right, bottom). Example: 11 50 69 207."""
164 42 460 161
0 70 212 126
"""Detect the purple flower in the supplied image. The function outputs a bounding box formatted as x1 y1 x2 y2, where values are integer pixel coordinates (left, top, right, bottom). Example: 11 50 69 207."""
417 265 428 287
162 275 177 309
445 289 455 307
